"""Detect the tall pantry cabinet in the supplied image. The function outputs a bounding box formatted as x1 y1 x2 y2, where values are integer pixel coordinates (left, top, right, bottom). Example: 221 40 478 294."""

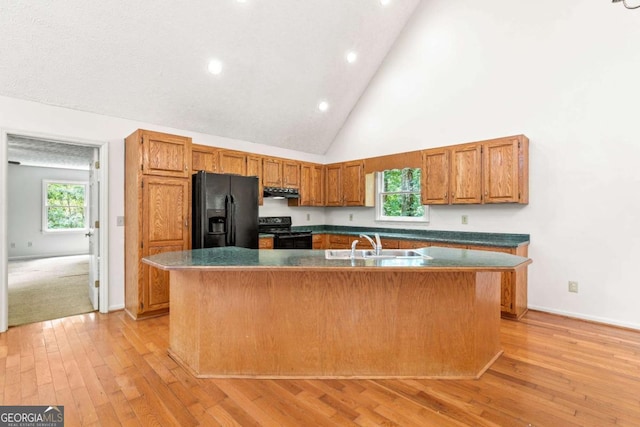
124 129 192 319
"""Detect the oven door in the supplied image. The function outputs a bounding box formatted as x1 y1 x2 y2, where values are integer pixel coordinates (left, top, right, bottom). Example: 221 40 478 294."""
273 233 313 249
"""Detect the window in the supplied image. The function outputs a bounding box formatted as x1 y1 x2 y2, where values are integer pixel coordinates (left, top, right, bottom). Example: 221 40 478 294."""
376 168 428 223
42 180 89 232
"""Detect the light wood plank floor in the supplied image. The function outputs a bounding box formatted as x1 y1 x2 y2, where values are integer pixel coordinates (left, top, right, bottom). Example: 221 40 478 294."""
1 309 639 426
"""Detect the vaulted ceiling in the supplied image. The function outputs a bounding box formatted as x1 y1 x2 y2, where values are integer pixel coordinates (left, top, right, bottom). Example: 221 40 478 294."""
0 1 420 155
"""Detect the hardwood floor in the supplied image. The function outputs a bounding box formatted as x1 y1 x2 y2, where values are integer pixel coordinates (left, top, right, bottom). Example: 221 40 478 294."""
1 309 639 426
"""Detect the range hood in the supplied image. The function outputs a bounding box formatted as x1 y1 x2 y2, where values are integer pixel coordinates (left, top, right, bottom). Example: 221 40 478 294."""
263 187 299 199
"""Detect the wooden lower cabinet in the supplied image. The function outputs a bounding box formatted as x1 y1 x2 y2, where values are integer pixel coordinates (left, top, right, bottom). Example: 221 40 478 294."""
467 244 529 319
259 236 274 249
312 234 325 249
322 234 528 320
326 234 350 249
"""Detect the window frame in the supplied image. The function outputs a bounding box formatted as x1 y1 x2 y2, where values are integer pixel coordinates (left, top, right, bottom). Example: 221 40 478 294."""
42 179 90 234
375 169 429 223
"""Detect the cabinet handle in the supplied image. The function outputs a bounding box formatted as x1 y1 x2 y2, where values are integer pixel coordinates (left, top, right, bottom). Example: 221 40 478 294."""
444 192 447 198
185 220 188 228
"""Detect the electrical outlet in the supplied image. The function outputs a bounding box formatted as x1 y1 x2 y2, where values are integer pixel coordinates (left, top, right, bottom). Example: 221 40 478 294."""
349 213 353 221
117 216 125 226
306 213 310 221
461 215 469 225
10 242 15 248
568 281 578 293
28 242 32 247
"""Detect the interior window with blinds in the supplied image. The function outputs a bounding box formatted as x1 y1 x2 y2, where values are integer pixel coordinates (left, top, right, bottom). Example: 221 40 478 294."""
376 168 428 222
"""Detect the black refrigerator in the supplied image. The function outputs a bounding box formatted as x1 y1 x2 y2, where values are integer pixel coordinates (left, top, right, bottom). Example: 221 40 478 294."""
192 171 259 249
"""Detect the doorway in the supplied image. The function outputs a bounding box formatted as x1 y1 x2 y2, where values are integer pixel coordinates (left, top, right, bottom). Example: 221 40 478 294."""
0 130 109 332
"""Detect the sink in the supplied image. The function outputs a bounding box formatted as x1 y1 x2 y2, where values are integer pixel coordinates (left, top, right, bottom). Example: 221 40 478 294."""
324 249 431 260
324 249 369 259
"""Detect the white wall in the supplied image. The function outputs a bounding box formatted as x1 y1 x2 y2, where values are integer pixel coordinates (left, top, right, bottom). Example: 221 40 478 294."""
0 95 324 312
8 164 89 258
325 0 640 329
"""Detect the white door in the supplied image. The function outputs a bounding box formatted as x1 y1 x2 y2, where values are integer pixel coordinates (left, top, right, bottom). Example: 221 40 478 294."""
87 151 100 310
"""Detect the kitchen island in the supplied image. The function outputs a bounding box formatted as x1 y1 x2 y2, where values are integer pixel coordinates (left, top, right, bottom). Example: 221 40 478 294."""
143 246 531 379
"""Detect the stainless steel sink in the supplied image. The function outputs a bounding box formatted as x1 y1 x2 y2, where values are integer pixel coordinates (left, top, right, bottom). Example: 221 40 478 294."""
324 249 431 260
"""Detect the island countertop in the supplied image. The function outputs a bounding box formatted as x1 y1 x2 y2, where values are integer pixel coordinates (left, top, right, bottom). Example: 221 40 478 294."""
145 245 529 379
143 246 531 272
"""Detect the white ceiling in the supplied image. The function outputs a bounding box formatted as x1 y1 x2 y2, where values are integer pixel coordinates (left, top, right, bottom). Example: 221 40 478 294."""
8 135 95 170
0 1 420 155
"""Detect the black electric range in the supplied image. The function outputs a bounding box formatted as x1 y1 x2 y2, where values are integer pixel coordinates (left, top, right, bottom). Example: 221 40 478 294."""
258 216 313 249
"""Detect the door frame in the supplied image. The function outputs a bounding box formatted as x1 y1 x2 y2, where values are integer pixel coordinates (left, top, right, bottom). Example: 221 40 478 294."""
0 128 110 333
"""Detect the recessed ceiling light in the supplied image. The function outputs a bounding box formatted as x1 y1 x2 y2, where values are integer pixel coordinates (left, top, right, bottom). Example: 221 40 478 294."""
208 59 223 75
380 0 391 6
346 51 358 64
318 101 329 112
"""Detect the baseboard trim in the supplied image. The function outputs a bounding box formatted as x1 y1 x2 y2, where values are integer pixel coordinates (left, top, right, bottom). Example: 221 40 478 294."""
528 305 640 331
8 252 90 261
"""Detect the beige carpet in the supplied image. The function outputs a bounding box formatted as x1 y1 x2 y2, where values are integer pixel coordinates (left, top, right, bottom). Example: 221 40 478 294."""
8 255 95 326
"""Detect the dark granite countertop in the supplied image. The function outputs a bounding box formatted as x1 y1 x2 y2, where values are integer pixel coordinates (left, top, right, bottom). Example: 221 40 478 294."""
283 225 529 248
144 246 531 271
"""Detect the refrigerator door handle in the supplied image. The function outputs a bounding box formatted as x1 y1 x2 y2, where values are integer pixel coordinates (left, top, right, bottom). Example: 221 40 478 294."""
225 195 232 246
230 195 236 246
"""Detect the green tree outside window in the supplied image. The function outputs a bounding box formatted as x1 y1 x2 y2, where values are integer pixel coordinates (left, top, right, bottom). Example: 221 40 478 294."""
43 181 88 231
377 168 428 222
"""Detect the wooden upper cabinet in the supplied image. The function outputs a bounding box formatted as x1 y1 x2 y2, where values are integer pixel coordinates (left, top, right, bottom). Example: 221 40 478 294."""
282 160 300 188
191 144 218 173
324 161 365 206
325 163 343 206
483 135 529 204
137 129 191 178
421 135 529 206
422 148 450 205
311 164 325 206
343 160 365 206
263 157 283 187
450 143 483 204
219 150 247 175
290 162 325 207
246 154 264 205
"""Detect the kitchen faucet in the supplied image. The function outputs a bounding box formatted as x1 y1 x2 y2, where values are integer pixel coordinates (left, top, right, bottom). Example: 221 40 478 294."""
359 233 382 255
350 239 359 259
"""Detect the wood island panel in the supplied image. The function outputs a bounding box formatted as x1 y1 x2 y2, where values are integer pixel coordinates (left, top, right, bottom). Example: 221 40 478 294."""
168 269 502 379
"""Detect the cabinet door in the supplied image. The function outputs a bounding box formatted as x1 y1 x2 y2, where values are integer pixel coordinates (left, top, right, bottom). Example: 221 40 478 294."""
483 137 521 203
421 148 450 205
327 234 350 249
312 234 325 249
192 145 218 173
247 154 264 205
259 237 273 249
141 131 191 178
141 177 190 313
311 164 325 206
450 143 482 204
263 157 283 187
379 239 400 249
283 160 300 188
343 160 365 206
325 164 343 206
219 150 247 175
298 163 312 206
